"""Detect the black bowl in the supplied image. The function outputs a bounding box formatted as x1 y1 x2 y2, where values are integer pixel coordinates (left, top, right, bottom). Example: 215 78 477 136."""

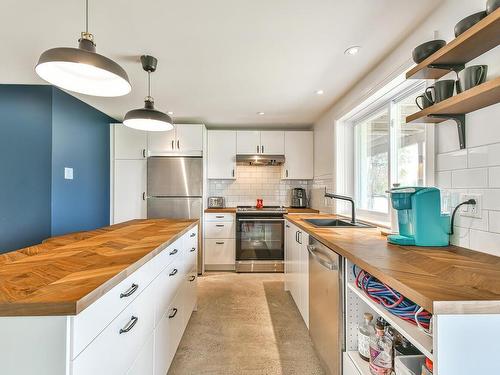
412 40 446 64
487 0 500 14
454 11 487 37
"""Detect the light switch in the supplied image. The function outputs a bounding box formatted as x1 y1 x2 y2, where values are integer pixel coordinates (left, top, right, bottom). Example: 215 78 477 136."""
64 167 74 180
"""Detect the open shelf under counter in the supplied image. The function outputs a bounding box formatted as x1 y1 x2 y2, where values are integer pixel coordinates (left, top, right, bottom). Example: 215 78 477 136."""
347 282 433 360
406 8 500 80
345 351 370 375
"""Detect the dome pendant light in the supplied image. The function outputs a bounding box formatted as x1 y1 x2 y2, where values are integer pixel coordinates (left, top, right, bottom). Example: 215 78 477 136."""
123 55 173 132
35 0 131 97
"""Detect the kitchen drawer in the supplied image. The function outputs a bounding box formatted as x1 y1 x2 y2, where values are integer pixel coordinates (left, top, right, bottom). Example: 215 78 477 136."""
72 284 155 375
183 267 197 327
72 239 182 358
153 256 185 326
154 290 184 375
205 213 235 222
184 245 197 273
204 239 235 265
126 333 154 375
205 221 235 239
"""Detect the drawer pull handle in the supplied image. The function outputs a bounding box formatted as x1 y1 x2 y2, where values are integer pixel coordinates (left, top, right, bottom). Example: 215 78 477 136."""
190 233 196 237
189 275 196 282
169 248 178 256
169 268 178 276
119 316 138 334
169 308 178 319
216 224 224 227
190 247 196 252
215 215 224 218
120 283 139 298
216 241 224 245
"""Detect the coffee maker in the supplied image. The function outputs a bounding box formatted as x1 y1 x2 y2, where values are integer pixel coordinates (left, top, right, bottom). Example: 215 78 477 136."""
388 187 450 246
290 188 307 208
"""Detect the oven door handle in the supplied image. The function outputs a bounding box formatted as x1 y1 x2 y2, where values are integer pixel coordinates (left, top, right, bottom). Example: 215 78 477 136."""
237 218 285 222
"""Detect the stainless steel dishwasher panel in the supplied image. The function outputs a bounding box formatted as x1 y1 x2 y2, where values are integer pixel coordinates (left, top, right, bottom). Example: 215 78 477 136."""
308 236 342 375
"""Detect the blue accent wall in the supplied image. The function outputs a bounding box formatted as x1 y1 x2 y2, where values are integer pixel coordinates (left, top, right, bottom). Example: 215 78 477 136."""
0 84 115 252
0 85 53 252
51 88 114 236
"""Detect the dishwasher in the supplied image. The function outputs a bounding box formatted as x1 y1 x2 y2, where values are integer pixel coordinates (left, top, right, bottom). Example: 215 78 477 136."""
307 236 343 375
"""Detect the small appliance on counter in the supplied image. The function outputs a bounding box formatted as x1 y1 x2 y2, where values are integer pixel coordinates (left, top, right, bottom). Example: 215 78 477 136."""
290 188 307 208
387 187 450 246
207 196 225 208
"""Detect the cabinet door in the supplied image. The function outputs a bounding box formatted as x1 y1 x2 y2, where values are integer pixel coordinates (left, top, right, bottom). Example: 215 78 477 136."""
260 131 284 155
236 130 261 154
284 221 292 291
204 239 235 265
207 130 236 179
147 127 177 154
283 131 313 180
114 160 147 224
114 124 147 160
175 124 204 153
299 231 309 327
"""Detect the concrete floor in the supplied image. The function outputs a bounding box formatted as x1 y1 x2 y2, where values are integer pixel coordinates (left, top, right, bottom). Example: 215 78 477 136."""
168 272 325 375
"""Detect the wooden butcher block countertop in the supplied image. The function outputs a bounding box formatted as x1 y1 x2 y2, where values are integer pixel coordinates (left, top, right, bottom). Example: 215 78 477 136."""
0 219 198 317
285 214 500 314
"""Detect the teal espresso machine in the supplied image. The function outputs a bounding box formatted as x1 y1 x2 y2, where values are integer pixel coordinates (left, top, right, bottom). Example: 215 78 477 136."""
388 187 450 246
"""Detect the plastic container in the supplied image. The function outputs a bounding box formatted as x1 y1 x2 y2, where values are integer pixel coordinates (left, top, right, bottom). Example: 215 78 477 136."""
394 355 425 375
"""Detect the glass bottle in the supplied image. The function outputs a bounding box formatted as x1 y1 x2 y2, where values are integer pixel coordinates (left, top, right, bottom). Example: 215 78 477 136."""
358 313 375 361
369 321 393 375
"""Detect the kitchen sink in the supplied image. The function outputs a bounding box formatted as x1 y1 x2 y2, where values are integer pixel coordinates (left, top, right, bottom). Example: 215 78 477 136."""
304 218 374 228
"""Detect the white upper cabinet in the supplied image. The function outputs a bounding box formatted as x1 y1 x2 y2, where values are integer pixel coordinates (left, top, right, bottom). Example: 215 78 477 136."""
113 124 147 160
208 130 236 179
175 124 204 153
236 130 285 154
261 131 284 154
282 131 313 180
148 124 204 155
236 131 261 154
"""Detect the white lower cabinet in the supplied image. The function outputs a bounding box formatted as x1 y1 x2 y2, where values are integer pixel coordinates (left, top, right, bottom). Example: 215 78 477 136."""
113 159 147 223
204 213 235 270
284 220 309 327
68 227 198 375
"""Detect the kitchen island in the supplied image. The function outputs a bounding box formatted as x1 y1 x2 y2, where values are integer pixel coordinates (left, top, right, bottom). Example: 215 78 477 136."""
0 219 199 375
284 213 500 375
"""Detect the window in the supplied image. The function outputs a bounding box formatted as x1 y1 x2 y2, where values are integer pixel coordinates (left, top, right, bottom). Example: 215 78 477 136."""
354 85 429 223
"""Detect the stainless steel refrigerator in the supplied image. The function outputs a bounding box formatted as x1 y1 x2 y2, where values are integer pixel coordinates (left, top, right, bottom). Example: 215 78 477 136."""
147 156 203 273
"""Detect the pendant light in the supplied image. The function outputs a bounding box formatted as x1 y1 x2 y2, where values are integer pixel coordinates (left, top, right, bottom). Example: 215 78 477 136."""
35 0 131 97
123 55 173 132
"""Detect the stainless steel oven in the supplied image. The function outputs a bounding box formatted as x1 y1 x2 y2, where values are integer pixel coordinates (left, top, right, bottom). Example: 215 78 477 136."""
235 206 286 272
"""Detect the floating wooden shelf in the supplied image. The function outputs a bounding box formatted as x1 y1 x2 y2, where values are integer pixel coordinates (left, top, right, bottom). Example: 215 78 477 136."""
348 282 434 359
406 8 500 80
406 77 500 124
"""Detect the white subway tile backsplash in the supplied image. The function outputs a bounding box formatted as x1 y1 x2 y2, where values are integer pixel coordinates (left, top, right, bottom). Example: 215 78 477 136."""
469 230 500 257
469 189 500 211
451 168 488 188
466 102 500 148
450 226 470 248
436 171 451 189
488 211 500 234
489 166 500 188
468 144 500 168
208 165 310 206
454 210 489 231
436 150 467 171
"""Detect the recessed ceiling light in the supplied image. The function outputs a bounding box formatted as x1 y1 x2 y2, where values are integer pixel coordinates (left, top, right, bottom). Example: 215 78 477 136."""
257 112 265 115
315 89 324 95
167 111 174 115
344 46 361 56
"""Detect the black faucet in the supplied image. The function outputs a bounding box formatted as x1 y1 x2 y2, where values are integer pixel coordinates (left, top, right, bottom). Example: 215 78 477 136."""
324 188 356 224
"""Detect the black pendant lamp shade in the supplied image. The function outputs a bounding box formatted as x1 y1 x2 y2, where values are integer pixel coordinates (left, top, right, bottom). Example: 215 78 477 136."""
123 55 173 132
35 1 131 97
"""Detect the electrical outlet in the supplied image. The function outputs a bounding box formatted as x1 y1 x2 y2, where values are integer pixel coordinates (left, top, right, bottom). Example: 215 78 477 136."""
459 193 482 218
64 167 74 180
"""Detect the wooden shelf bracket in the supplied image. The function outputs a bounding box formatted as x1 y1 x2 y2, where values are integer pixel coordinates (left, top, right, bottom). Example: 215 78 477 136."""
428 114 466 149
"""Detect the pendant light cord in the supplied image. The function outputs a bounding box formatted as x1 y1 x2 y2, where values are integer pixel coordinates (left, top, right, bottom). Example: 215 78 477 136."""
148 71 152 98
85 0 89 33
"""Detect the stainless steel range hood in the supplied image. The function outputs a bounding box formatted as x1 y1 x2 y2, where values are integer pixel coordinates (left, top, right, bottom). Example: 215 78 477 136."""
236 154 285 166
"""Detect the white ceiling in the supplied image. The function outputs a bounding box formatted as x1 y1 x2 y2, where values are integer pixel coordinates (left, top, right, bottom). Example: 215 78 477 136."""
0 0 441 127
